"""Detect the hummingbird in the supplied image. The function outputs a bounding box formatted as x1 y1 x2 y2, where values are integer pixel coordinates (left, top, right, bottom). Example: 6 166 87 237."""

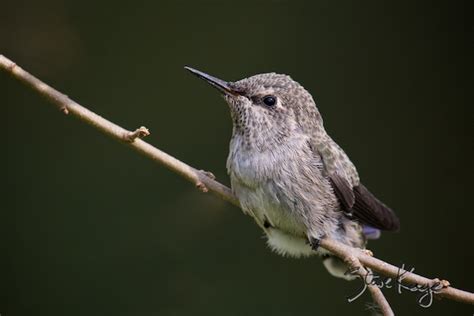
185 67 400 279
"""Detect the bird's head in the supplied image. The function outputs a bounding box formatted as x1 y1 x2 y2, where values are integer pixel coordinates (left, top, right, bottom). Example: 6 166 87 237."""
185 67 324 147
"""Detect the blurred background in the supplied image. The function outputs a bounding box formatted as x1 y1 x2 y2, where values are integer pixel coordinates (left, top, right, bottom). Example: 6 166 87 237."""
1 1 472 315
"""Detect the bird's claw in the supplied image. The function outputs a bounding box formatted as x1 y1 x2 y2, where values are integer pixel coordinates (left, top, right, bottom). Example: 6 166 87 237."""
309 237 322 251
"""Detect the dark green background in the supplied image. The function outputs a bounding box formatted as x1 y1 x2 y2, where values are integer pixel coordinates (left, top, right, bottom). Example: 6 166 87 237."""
2 1 472 315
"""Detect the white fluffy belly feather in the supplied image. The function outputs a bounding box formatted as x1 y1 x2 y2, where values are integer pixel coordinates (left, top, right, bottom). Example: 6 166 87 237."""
265 228 315 258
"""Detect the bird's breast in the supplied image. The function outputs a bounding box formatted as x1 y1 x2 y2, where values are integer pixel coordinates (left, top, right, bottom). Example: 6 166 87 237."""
226 134 310 188
226 134 315 234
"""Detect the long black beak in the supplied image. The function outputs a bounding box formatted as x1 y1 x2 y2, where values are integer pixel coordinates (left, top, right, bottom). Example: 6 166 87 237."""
184 66 240 96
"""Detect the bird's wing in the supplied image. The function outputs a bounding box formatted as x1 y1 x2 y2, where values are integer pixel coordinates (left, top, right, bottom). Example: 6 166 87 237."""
308 138 400 232
291 96 399 231
329 170 400 231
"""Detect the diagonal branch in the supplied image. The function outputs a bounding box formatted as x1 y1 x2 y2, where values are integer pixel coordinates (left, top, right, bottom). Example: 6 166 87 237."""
2 54 473 315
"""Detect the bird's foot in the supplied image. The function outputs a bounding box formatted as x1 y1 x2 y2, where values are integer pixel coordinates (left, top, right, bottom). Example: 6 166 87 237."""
309 236 325 251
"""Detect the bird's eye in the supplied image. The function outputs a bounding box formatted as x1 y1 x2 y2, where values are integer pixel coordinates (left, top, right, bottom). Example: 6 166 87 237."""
262 95 276 107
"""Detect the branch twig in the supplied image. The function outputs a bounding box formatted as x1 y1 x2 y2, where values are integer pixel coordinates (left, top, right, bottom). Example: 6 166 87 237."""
345 255 394 316
2 54 473 315
125 126 150 142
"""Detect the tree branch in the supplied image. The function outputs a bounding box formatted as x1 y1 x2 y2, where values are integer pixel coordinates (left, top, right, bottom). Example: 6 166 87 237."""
2 54 473 315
